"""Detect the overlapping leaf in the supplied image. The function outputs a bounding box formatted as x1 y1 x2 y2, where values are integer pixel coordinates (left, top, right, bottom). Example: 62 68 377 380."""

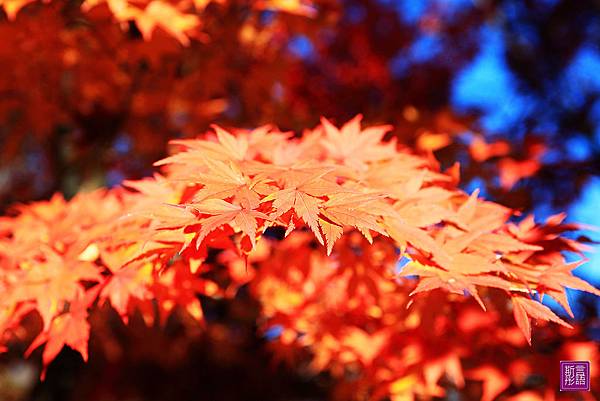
0 117 597 401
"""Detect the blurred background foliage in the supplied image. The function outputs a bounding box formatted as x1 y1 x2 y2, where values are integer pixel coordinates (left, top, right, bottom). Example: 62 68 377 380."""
0 0 599 400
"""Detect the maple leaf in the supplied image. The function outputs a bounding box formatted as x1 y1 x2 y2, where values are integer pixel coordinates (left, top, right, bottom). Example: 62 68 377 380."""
469 232 543 255
268 189 324 241
394 202 453 229
10 249 101 329
189 199 270 249
100 263 154 320
151 259 211 323
453 190 512 232
358 157 434 197
401 257 514 310
164 153 269 210
167 125 252 162
320 115 395 170
261 166 344 245
317 218 343 255
247 163 340 201
84 0 201 45
319 192 389 254
209 125 249 161
537 261 600 316
540 261 600 295
25 300 90 380
436 231 524 274
123 174 181 204
384 218 452 268
511 296 572 345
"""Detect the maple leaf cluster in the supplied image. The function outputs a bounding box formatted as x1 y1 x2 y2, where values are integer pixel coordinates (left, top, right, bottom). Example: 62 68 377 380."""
0 0 317 43
0 0 317 142
0 0 572 217
0 117 598 400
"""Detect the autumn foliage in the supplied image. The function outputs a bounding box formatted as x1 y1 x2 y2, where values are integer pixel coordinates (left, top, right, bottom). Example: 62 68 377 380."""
1 116 599 401
2 0 573 216
1 0 599 400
